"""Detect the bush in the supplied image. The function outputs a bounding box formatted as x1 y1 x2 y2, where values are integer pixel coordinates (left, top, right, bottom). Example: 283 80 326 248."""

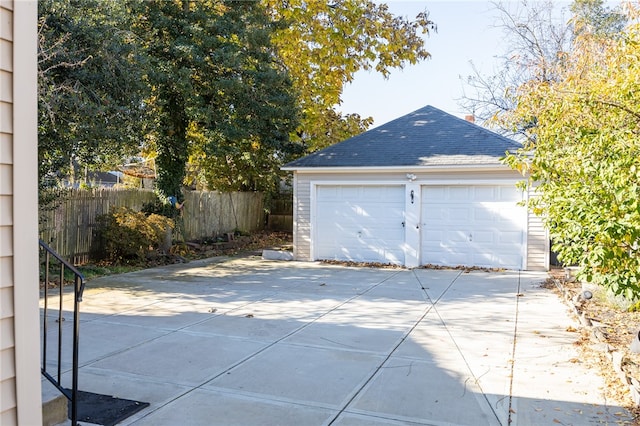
141 198 177 219
92 207 174 263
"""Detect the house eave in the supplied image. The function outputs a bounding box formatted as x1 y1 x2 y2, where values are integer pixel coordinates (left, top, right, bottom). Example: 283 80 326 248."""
281 164 511 173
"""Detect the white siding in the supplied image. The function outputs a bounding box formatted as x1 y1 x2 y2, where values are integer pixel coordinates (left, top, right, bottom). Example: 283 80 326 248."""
0 2 16 421
292 173 312 260
0 1 41 425
526 185 549 271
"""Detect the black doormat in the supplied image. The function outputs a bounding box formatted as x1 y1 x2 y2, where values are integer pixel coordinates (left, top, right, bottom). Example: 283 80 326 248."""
66 389 150 426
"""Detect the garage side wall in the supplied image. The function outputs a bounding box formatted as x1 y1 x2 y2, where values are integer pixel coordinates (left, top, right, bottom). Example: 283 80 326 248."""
292 171 312 260
526 185 549 271
292 169 548 271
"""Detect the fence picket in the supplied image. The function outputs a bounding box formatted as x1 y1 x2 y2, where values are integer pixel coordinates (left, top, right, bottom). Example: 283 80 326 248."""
39 188 264 263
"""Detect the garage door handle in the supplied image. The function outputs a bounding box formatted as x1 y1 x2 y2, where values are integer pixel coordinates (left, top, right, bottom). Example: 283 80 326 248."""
401 221 405 227
416 224 420 229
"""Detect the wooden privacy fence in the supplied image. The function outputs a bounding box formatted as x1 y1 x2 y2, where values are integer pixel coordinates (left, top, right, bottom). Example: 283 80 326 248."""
40 188 264 264
181 190 264 241
267 196 293 232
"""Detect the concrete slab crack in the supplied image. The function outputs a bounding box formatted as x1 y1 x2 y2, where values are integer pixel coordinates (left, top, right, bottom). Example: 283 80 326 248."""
507 270 522 425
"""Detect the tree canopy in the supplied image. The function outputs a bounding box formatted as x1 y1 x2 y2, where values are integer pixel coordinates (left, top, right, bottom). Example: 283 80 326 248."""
502 2 640 298
267 0 435 151
131 0 301 199
37 0 434 199
38 0 147 185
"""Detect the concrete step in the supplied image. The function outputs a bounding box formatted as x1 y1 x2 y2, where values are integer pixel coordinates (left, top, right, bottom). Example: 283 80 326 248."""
41 379 67 426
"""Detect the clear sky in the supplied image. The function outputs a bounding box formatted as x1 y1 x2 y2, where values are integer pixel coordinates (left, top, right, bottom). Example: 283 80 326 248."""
339 1 557 127
339 1 507 127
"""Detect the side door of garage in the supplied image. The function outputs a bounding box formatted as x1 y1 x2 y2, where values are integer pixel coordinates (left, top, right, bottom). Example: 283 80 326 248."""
314 185 406 264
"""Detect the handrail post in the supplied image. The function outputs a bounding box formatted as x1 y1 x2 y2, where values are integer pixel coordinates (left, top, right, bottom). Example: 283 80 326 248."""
71 274 81 426
39 239 85 426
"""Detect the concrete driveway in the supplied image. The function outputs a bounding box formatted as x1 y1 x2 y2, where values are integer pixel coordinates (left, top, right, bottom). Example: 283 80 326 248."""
43 255 634 425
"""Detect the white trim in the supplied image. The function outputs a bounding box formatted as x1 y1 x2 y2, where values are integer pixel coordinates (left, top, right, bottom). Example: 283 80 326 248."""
404 182 421 268
309 181 316 260
11 1 42 424
291 172 299 260
421 179 524 186
310 178 524 187
282 164 509 172
522 188 528 271
311 179 408 187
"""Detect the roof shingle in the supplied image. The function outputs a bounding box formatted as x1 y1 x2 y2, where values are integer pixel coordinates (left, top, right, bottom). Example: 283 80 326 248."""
283 105 521 168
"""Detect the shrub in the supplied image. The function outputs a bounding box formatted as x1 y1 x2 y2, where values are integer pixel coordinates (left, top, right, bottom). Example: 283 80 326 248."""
92 207 174 263
141 197 177 219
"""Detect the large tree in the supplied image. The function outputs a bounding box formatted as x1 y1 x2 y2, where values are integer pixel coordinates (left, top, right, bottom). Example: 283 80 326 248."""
38 0 147 187
265 0 435 151
133 0 300 197
38 0 435 198
503 3 639 298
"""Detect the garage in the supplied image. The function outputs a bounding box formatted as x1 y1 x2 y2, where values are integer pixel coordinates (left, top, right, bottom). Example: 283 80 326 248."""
312 183 526 269
283 105 549 271
314 185 405 264
421 185 526 269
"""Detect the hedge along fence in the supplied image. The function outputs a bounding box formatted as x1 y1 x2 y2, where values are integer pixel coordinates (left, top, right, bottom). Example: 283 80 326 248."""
39 188 265 264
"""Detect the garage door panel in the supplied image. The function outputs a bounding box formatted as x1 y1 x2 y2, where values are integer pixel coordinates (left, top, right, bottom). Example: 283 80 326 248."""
423 186 446 201
315 185 405 264
498 230 522 244
473 208 495 222
473 231 494 243
448 207 470 221
445 231 467 243
421 185 525 270
474 186 494 199
424 249 468 266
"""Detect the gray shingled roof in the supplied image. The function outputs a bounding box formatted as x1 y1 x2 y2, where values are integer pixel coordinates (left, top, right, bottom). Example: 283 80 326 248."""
283 105 521 168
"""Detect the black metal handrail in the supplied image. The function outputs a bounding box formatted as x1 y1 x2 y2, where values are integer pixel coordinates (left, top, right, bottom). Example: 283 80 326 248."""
40 239 86 426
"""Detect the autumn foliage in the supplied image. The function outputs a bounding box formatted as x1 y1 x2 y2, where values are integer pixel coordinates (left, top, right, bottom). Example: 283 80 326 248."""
504 3 640 299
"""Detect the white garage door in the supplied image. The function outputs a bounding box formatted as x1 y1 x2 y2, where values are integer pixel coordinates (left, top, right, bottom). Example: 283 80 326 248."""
421 185 525 269
315 185 405 264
